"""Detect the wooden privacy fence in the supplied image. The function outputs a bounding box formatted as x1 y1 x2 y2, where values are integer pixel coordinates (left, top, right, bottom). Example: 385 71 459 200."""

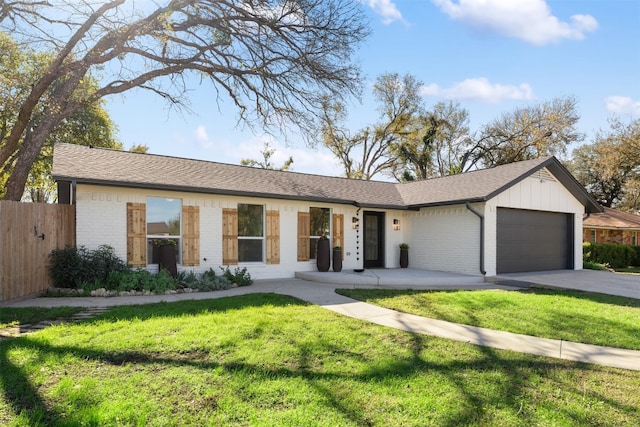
0 201 75 302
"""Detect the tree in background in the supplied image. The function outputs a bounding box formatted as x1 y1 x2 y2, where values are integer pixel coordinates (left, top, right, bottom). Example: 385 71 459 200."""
392 101 471 180
0 0 369 200
129 144 149 154
466 96 583 170
569 117 640 210
240 142 293 171
0 32 120 202
318 73 421 180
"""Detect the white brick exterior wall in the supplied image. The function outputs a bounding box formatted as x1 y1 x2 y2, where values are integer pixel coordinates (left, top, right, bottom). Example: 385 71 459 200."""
75 165 586 279
76 184 379 279
403 205 483 276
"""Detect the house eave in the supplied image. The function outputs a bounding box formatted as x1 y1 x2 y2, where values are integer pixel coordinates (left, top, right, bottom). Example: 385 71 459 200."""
54 176 409 210
483 158 603 214
407 198 486 210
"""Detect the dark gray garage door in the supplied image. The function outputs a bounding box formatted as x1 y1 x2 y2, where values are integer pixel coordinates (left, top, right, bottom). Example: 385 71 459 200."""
497 208 573 274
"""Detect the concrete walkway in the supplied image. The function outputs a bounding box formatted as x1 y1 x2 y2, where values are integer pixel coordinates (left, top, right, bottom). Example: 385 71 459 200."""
2 274 639 371
490 269 640 300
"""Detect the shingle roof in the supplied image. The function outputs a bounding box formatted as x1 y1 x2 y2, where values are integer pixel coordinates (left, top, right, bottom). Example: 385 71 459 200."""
397 157 551 207
51 143 601 212
584 207 640 229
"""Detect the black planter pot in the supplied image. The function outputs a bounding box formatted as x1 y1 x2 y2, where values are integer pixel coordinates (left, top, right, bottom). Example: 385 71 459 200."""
316 239 330 272
332 249 343 272
399 248 409 268
158 245 178 278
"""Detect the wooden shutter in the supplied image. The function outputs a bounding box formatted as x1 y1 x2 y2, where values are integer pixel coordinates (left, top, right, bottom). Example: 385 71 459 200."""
182 206 200 266
126 202 146 268
266 210 280 265
297 211 310 261
332 213 344 260
222 208 238 265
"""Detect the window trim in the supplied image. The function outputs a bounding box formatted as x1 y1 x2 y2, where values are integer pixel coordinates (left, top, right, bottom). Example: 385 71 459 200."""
309 207 331 260
146 197 182 265
237 203 265 263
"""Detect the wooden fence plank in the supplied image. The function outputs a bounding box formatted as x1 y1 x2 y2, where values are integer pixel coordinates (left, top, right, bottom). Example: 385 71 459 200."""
0 201 76 302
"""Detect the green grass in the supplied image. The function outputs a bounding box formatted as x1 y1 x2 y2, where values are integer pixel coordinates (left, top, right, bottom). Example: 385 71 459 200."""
1 293 639 426
337 288 640 350
0 307 85 329
615 267 640 275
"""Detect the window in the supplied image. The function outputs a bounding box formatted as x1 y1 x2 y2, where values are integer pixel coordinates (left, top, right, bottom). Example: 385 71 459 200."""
589 229 596 243
633 231 638 246
238 204 264 262
146 197 181 264
309 207 330 259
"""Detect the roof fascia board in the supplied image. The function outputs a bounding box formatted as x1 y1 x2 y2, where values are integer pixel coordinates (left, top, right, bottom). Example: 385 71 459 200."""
544 160 603 213
62 177 411 210
408 198 486 210
483 160 550 202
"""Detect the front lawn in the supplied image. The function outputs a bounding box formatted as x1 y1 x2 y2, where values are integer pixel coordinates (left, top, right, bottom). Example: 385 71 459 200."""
337 288 640 350
1 293 639 426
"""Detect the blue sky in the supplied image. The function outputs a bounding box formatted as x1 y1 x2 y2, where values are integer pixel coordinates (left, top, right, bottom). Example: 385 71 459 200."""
105 0 640 178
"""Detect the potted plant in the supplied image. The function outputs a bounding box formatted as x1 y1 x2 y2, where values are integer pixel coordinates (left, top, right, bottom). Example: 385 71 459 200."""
399 243 409 268
156 239 178 278
316 235 330 272
332 246 343 272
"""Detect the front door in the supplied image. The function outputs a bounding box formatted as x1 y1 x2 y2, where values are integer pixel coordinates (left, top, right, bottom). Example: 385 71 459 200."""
363 211 385 268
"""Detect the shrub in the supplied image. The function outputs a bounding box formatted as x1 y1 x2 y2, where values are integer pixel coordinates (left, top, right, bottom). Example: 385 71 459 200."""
583 261 609 271
48 245 85 288
632 246 640 266
147 270 177 293
48 245 127 288
221 266 253 287
176 270 198 288
87 245 128 283
192 268 231 291
583 242 637 269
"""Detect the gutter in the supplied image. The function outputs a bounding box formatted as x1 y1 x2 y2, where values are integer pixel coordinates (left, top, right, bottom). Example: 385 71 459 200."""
466 202 486 275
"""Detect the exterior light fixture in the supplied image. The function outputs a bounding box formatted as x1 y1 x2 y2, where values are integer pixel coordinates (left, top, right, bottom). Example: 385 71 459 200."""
393 218 400 231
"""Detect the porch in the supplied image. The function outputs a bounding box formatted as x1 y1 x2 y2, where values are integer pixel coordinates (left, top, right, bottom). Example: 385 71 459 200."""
295 268 489 289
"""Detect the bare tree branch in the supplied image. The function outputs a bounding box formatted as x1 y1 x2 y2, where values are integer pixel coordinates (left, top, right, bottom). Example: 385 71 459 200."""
0 0 369 199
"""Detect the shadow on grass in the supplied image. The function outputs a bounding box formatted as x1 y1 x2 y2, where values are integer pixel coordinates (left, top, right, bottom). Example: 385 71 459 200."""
0 293 637 426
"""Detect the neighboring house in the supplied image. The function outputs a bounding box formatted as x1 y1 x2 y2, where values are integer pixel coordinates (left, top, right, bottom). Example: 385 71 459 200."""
583 207 640 245
51 143 601 278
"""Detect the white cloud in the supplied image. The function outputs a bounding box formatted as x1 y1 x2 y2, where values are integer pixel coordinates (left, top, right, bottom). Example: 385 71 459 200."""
420 77 535 103
194 125 212 149
431 0 598 45
605 96 640 116
361 0 404 24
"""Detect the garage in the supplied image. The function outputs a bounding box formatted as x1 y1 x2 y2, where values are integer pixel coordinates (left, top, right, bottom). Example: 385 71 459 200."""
497 208 574 274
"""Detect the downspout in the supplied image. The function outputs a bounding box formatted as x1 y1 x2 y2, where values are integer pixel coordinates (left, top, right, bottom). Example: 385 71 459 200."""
466 202 486 275
72 180 77 205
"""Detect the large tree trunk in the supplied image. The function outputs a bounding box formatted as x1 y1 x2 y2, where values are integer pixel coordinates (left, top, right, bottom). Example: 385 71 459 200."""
3 113 64 201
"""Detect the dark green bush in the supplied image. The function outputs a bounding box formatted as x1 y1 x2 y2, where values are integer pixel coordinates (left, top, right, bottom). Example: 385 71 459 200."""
48 245 128 288
48 245 85 288
631 246 640 266
583 243 637 269
88 245 128 283
49 244 253 293
221 266 253 287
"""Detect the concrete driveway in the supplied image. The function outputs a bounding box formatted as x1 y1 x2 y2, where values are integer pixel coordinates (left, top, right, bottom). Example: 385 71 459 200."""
490 269 640 299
